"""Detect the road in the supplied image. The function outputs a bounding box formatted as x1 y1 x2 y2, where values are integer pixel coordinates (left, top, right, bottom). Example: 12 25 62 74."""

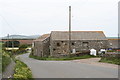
17 53 118 78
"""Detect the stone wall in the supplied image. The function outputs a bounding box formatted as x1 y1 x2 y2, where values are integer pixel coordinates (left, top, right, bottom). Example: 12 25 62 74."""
42 37 50 57
33 41 43 57
33 36 110 58
50 40 110 57
33 37 50 57
108 39 119 48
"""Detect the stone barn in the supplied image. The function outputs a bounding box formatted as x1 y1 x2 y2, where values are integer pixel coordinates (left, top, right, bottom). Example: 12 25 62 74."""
33 31 110 57
50 31 110 57
33 34 50 57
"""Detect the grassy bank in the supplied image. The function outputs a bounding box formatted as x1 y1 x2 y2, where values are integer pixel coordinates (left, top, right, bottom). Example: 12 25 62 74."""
29 54 96 61
99 57 120 65
0 42 2 73
13 60 33 80
2 51 11 72
1 42 12 72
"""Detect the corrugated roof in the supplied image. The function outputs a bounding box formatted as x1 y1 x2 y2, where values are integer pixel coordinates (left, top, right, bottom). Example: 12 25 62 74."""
34 34 50 41
51 31 107 40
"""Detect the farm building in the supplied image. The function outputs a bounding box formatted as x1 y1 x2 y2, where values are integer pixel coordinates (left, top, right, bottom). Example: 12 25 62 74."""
33 31 110 57
32 34 50 57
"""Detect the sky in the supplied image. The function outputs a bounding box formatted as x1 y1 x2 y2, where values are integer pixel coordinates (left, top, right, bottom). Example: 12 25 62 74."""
0 0 119 37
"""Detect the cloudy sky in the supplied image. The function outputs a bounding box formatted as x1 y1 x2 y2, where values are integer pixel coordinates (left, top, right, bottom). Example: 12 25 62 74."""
0 0 119 37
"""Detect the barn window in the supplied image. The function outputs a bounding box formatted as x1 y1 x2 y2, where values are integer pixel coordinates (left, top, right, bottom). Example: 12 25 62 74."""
72 42 75 45
57 43 60 46
53 48 56 51
61 41 64 43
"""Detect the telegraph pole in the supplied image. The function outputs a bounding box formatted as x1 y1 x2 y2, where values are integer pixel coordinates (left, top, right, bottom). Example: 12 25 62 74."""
12 37 14 49
7 34 9 48
118 33 120 50
68 6 71 57
12 37 14 55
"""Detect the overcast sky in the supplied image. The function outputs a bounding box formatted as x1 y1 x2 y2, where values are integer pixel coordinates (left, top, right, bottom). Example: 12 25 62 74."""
0 0 119 37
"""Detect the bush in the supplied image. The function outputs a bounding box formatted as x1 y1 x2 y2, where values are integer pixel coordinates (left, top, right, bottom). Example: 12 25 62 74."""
13 60 33 80
19 44 28 49
14 44 29 55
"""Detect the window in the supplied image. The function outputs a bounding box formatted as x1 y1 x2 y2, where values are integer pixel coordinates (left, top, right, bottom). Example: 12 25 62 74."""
57 43 60 46
72 42 75 45
53 48 56 51
61 41 64 43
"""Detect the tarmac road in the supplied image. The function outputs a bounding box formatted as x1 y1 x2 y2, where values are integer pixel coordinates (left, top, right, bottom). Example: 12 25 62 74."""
17 53 118 78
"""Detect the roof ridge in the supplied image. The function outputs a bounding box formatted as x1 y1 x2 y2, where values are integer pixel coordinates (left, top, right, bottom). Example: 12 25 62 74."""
51 31 103 32
34 34 50 41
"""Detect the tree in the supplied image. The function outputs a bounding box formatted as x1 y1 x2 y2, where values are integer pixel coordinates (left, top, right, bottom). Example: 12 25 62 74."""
19 44 28 49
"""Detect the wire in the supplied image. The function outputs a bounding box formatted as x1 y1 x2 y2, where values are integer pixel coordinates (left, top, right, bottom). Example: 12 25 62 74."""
0 14 18 36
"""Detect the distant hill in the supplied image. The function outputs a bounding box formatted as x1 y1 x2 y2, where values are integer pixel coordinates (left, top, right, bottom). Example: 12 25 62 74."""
1 35 40 39
107 37 118 39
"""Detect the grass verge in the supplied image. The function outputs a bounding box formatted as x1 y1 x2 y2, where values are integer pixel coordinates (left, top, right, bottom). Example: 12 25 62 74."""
29 54 96 61
99 57 120 65
0 57 1 73
2 51 11 72
13 60 33 80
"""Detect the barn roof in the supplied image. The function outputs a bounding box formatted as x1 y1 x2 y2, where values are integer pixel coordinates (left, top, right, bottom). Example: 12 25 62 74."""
51 31 107 40
34 34 50 41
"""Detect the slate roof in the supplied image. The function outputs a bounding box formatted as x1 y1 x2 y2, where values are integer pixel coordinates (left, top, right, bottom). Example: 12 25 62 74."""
34 34 50 41
51 31 107 40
